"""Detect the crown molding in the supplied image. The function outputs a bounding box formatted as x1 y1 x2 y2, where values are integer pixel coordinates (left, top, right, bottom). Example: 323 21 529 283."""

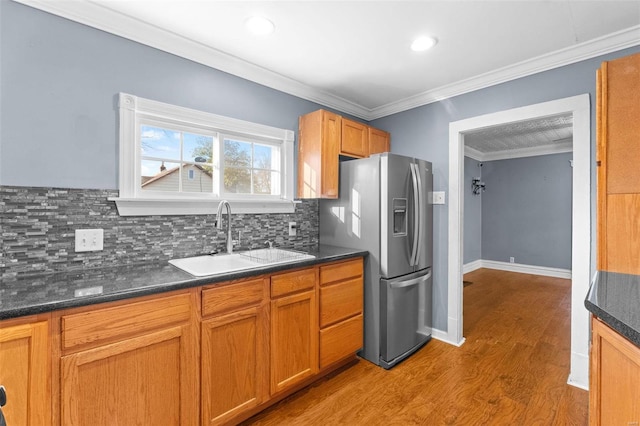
463 146 484 162
369 25 640 120
13 0 640 121
464 141 573 162
13 0 372 120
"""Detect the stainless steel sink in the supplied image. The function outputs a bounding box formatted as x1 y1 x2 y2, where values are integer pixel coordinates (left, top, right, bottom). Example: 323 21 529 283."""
169 248 315 277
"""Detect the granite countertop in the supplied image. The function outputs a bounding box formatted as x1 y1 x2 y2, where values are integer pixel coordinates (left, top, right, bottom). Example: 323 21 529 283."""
0 245 367 321
585 270 640 347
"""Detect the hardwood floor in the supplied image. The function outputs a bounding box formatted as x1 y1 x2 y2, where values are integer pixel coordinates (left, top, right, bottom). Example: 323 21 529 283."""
243 268 588 425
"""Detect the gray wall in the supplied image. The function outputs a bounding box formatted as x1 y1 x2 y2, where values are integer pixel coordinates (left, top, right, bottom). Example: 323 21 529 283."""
481 153 572 269
371 45 640 332
463 156 482 264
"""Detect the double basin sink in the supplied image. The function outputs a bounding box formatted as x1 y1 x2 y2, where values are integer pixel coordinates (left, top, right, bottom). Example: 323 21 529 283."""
169 248 316 277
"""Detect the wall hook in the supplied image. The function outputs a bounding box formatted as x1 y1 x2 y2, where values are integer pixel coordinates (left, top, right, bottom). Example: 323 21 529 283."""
472 177 485 195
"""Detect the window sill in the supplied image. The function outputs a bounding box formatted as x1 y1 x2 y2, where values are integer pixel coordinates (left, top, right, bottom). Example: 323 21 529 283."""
108 197 298 216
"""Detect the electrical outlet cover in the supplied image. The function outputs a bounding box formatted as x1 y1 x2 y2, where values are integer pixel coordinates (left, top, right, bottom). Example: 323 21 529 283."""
75 229 104 252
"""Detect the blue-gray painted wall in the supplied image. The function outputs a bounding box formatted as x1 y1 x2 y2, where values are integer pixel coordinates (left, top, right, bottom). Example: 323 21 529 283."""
463 156 482 264
0 1 336 188
371 45 640 331
481 153 573 269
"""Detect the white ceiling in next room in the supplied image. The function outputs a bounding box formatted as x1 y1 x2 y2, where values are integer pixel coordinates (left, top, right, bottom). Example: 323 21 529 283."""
464 114 574 161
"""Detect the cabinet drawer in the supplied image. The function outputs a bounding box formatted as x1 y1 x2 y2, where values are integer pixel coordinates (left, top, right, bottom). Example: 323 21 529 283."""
319 278 363 327
271 268 316 298
61 293 191 351
320 258 363 286
202 278 265 318
319 314 363 369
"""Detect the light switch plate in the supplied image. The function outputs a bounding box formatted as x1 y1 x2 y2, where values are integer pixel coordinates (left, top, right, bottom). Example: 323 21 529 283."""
432 191 446 205
288 221 297 237
75 229 104 252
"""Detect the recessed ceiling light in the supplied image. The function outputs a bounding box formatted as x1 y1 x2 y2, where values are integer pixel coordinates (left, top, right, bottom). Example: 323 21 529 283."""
411 36 438 52
245 16 275 36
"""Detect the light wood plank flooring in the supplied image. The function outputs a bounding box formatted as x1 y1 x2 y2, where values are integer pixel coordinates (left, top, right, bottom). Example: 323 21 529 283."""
243 268 588 425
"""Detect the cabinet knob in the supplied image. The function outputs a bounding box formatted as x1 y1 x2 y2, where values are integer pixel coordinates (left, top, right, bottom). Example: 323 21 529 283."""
0 385 5 406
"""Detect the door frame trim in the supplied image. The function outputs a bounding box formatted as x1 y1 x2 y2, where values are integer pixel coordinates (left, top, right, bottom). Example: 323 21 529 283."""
444 94 591 389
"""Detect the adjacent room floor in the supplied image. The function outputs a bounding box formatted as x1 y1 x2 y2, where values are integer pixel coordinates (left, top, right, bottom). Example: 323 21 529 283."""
244 268 588 425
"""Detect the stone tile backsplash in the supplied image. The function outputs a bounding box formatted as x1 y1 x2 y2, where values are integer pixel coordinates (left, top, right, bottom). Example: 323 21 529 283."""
0 186 319 279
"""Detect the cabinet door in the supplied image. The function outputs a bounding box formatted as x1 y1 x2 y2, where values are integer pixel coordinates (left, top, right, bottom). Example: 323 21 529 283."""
341 118 368 158
368 127 390 155
201 306 268 425
297 109 340 199
590 318 640 425
61 322 197 425
597 52 640 274
0 320 50 426
59 291 198 426
270 290 318 394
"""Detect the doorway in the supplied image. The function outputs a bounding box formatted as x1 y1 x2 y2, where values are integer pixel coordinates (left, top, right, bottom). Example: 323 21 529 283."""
445 94 591 390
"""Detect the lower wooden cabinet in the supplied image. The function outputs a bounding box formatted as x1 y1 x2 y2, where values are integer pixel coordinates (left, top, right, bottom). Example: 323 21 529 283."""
58 291 199 426
319 258 364 369
0 256 364 426
0 316 50 426
201 278 269 425
270 269 318 394
590 317 640 425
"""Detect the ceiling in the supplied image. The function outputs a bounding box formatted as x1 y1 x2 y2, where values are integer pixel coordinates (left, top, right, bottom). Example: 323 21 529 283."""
464 114 573 161
16 1 640 120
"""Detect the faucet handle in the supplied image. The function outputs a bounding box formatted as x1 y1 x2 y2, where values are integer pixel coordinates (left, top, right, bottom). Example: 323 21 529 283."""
265 240 273 249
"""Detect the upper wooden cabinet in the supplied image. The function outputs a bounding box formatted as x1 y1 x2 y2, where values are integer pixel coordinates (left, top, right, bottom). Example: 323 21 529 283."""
0 316 50 426
297 109 391 199
597 52 640 274
341 118 368 158
368 127 390 155
298 109 341 199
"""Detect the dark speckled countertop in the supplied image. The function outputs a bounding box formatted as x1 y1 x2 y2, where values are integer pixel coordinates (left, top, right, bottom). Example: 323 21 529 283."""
0 245 367 321
585 271 640 347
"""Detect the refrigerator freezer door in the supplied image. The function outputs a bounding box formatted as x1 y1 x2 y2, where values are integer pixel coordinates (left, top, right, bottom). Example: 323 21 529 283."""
380 154 416 278
380 268 432 368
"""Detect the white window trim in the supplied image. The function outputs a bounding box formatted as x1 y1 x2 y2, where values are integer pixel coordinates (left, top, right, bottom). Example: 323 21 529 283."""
110 93 297 216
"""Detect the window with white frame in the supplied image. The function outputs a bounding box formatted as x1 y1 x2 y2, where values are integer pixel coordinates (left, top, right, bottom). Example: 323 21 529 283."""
111 93 295 216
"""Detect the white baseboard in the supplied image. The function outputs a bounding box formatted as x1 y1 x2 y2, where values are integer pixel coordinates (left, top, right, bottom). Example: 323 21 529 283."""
463 259 483 274
431 328 466 347
568 351 589 390
464 259 572 279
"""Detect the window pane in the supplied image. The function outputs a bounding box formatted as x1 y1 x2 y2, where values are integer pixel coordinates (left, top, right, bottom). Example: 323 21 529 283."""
184 132 213 163
253 143 276 169
224 167 251 194
253 170 280 195
183 164 214 193
140 125 180 160
224 139 251 168
141 160 180 192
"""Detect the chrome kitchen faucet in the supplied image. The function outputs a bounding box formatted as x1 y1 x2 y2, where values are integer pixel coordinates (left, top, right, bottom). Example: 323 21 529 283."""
215 200 233 254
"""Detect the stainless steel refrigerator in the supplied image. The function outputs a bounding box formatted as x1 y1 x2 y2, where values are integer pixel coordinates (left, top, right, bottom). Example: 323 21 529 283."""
319 153 433 369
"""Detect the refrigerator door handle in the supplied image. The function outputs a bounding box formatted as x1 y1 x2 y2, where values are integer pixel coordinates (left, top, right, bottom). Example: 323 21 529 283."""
388 269 432 289
415 163 424 265
409 163 420 266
